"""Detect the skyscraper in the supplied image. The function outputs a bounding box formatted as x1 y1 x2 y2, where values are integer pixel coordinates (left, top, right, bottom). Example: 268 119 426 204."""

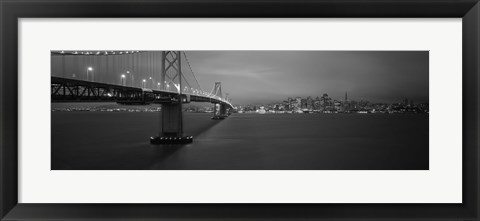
294 97 302 111
344 91 350 112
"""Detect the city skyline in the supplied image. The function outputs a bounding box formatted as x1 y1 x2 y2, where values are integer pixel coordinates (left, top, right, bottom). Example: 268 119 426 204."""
237 91 426 107
234 93 428 115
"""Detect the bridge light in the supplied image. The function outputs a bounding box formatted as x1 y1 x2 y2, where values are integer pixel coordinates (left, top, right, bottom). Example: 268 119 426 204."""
121 74 125 78
126 71 130 74
87 67 93 71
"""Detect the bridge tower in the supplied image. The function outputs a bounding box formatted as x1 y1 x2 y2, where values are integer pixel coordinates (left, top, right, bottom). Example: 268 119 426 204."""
150 51 193 144
212 82 228 120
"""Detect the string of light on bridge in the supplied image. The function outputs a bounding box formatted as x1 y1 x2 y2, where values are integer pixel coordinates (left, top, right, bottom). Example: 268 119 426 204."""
51 51 232 105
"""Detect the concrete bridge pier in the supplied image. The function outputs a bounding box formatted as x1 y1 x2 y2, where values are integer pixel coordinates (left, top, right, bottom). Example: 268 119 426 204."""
160 102 183 137
212 103 228 120
150 97 193 145
219 103 227 116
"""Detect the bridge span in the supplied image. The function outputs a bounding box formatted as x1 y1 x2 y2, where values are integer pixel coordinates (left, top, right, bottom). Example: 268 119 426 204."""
51 76 233 108
51 50 233 144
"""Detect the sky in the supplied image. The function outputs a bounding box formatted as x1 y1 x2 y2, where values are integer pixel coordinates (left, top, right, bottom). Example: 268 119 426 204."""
185 51 429 105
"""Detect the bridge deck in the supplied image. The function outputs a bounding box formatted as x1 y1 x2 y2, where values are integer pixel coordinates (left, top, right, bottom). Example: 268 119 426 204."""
51 77 233 108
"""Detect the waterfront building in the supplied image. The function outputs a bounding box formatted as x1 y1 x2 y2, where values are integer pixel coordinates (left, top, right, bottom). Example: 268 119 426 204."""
306 96 313 110
313 97 322 111
294 97 302 111
301 98 307 109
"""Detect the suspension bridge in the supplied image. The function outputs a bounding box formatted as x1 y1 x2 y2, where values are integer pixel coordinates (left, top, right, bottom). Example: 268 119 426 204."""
51 51 233 144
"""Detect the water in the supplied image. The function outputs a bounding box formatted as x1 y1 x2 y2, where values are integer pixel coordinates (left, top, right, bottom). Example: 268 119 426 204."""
52 112 428 170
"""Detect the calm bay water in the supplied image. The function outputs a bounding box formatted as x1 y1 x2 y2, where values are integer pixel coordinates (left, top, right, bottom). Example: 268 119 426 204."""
52 112 428 170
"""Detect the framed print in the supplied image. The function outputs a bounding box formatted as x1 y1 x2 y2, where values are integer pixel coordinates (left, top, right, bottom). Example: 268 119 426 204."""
1 0 479 220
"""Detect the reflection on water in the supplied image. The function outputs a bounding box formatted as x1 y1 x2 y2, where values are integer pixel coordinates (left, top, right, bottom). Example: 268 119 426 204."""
52 112 428 170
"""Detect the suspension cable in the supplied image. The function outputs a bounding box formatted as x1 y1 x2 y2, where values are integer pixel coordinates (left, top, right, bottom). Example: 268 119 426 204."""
183 52 203 92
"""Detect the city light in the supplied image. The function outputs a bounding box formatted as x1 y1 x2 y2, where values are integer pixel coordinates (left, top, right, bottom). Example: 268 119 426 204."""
126 71 133 87
148 77 154 89
86 67 94 81
233 95 427 115
121 74 126 86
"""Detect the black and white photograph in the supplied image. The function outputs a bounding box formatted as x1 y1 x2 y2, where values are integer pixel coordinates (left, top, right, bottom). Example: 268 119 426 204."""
51 50 429 170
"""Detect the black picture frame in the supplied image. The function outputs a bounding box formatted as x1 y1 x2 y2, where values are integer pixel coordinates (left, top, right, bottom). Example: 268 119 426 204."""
1 0 479 220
